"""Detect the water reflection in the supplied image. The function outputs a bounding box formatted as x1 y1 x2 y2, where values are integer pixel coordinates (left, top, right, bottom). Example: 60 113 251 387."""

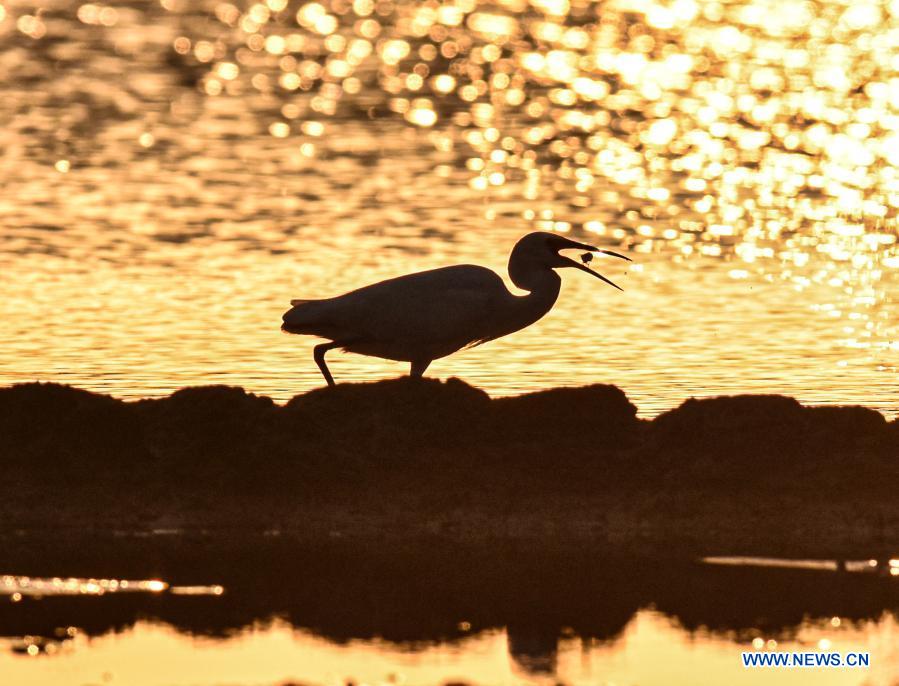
0 0 896 416
0 539 897 684
3 613 898 685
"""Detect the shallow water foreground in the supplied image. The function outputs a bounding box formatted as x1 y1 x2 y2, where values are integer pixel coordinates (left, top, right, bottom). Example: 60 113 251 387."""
0 538 897 686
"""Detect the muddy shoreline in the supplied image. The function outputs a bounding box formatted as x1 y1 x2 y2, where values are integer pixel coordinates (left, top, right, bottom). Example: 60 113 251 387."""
1 379 896 557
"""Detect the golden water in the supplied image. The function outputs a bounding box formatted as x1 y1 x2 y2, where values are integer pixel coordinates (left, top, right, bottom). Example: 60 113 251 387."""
1 611 897 685
0 0 896 416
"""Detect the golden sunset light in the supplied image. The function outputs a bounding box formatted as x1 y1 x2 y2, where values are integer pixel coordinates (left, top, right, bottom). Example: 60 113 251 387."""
0 0 896 683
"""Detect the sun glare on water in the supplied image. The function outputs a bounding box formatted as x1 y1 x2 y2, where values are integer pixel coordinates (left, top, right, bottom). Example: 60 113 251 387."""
0 0 895 415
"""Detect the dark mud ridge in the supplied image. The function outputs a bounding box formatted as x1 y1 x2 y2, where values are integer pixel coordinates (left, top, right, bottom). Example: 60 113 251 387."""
1 379 896 555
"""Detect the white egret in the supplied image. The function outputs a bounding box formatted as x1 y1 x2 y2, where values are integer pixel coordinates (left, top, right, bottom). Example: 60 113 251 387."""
281 231 631 386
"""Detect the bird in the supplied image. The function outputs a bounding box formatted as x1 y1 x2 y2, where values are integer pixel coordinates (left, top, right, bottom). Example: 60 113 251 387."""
281 231 631 386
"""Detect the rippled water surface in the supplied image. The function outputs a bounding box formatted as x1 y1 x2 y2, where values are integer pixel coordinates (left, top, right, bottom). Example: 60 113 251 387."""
1 0 897 417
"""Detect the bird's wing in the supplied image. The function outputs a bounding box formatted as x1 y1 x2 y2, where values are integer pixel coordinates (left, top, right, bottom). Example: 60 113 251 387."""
290 265 510 348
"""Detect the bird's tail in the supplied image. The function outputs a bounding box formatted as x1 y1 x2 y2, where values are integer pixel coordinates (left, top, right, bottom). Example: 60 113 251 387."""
282 298 327 334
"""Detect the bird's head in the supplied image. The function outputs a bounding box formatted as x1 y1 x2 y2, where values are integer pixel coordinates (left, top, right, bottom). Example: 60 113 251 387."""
509 231 631 291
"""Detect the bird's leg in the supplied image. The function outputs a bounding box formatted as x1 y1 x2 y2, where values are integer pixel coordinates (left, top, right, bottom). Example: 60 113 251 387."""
410 359 431 380
313 342 342 387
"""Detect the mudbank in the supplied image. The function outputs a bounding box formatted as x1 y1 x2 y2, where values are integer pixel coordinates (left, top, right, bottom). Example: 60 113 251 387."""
0 379 896 555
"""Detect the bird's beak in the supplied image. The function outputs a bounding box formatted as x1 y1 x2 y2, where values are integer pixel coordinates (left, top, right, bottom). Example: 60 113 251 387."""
556 238 631 291
566 257 623 290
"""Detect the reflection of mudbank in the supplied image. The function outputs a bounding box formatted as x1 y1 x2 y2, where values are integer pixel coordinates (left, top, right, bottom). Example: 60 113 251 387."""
0 379 896 553
0 539 897 669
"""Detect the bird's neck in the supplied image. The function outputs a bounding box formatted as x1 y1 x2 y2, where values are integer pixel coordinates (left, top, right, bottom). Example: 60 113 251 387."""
507 267 561 330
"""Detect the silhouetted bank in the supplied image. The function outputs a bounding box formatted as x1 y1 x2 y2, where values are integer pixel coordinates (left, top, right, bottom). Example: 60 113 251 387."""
0 379 896 555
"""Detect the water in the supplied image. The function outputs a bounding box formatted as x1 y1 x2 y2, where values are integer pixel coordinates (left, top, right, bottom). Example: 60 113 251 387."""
2 612 897 685
1 541 897 685
0 0 896 417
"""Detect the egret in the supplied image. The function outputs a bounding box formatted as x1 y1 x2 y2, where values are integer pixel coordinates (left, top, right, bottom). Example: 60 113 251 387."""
281 231 631 386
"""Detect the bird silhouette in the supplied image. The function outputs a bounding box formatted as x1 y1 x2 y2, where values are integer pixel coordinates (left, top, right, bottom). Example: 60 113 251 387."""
281 231 631 386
